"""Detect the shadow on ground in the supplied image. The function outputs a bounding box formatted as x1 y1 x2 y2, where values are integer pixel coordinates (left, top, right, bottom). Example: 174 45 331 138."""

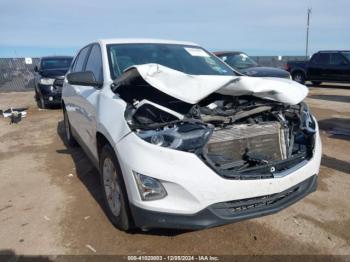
308 94 350 103
0 249 52 261
306 83 350 90
318 118 350 141
322 154 350 175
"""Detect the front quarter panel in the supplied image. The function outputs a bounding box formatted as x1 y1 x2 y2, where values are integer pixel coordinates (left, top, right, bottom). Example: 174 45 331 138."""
97 87 132 152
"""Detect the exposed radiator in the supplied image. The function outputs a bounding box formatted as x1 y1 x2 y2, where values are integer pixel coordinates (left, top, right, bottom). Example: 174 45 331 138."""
206 122 287 163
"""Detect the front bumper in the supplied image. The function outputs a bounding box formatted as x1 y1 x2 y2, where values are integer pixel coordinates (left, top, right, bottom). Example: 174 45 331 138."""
130 175 317 229
38 84 62 104
115 122 321 229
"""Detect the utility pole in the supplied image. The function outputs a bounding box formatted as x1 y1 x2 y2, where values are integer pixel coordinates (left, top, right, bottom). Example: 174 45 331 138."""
305 8 312 59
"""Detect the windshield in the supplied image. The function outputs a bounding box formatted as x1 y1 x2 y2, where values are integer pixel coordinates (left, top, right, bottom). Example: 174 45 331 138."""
221 53 258 70
41 58 73 70
107 44 235 79
341 52 350 62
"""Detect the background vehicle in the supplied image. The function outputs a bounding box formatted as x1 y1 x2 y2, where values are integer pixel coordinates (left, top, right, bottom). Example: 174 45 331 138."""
62 39 321 232
286 51 350 85
34 56 73 108
215 51 291 79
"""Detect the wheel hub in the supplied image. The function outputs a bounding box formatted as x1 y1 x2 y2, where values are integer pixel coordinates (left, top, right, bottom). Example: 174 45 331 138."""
103 157 121 217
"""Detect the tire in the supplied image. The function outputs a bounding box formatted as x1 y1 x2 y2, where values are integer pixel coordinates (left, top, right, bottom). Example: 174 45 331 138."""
63 108 78 147
311 81 322 86
38 94 46 109
292 71 306 84
100 144 133 231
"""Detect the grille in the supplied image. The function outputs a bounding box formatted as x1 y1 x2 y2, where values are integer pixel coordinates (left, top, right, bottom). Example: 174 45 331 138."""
53 78 64 87
206 122 287 163
210 175 315 217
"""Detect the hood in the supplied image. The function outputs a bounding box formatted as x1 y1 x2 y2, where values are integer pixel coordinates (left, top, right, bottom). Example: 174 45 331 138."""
240 66 291 78
117 63 308 105
39 68 69 78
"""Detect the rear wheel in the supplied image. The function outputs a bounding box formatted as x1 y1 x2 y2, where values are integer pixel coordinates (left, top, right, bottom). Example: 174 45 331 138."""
100 144 133 231
292 71 306 84
311 81 322 86
63 108 78 147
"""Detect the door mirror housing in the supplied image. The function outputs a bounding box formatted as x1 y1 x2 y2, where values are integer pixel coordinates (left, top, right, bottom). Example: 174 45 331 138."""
67 71 102 88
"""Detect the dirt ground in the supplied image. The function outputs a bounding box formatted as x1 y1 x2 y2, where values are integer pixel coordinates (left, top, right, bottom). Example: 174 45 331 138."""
0 84 349 257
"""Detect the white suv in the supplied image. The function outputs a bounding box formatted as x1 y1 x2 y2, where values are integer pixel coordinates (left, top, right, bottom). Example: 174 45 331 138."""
62 39 321 231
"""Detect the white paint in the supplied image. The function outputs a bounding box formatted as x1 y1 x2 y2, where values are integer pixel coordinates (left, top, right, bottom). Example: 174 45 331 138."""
132 63 308 105
62 39 321 221
184 47 210 57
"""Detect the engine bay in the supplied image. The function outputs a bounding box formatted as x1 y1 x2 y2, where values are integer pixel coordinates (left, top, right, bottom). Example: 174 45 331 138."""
113 65 316 179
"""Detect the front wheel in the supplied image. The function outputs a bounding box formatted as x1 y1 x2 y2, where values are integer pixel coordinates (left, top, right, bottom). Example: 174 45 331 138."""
100 144 133 231
292 71 306 84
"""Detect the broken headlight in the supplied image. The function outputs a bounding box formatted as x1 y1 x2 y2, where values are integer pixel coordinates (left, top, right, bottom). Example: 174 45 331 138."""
299 102 316 134
136 123 213 152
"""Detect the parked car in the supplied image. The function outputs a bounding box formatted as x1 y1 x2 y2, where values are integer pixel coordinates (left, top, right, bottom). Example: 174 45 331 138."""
286 51 350 85
34 56 73 108
62 39 321 231
214 51 291 79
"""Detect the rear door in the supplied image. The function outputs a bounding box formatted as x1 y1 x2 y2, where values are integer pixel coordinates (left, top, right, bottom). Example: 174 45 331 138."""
75 44 104 159
308 53 330 81
329 53 350 82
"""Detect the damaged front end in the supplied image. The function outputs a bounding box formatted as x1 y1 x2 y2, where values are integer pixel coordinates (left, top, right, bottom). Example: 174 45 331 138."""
113 64 316 180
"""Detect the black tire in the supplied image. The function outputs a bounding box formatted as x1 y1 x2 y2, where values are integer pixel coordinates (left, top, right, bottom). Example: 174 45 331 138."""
99 144 133 231
311 81 322 86
63 107 78 147
292 71 306 84
38 94 46 109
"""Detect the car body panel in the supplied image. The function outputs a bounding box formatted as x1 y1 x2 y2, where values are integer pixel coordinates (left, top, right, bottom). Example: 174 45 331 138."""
62 39 321 229
214 51 290 79
119 63 308 105
287 51 350 83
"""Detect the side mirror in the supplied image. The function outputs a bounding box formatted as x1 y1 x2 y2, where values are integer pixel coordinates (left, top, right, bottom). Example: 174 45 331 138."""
67 71 102 88
34 66 38 72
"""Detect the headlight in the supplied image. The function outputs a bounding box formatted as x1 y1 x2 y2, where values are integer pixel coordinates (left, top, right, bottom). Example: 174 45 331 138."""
39 78 55 85
300 102 316 133
136 123 213 152
133 172 167 201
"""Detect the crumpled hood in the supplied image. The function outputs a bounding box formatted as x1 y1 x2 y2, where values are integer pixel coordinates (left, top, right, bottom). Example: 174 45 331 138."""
123 63 308 105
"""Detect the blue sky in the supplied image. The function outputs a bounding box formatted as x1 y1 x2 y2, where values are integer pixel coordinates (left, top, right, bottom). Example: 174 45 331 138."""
0 0 349 57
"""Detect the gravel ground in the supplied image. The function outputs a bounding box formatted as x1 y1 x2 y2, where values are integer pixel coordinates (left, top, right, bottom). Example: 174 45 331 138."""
0 84 349 258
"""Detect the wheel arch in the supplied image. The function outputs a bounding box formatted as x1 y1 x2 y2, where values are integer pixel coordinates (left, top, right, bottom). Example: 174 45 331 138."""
291 68 306 78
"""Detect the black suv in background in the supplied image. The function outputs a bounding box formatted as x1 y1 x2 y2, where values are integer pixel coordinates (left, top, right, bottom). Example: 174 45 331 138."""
214 51 291 79
286 51 350 85
34 56 73 108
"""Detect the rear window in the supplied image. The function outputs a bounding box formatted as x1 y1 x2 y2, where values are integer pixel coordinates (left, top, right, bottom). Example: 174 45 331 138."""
41 58 72 70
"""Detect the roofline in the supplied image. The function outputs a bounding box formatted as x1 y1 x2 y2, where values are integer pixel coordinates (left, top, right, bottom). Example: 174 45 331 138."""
96 38 199 46
318 50 350 53
213 51 244 56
